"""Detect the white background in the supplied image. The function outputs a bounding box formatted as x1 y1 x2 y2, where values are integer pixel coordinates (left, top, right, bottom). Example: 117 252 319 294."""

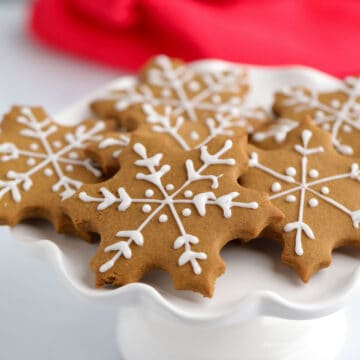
0 3 359 359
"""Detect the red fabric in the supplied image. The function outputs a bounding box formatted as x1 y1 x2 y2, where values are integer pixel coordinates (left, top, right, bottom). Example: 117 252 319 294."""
30 0 360 77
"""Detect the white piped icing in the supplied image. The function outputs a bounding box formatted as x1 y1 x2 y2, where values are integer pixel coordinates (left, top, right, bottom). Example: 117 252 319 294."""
98 134 130 159
0 108 105 202
145 189 154 197
184 190 193 198
188 80 200 92
112 55 251 124
29 143 38 151
26 158 36 166
321 186 329 195
271 182 281 192
159 214 168 223
79 139 259 276
331 99 341 108
249 128 360 256
189 131 199 141
279 78 360 155
343 124 352 133
43 168 53 177
68 151 78 159
309 169 319 178
286 195 296 203
308 198 318 207
286 167 296 176
166 184 174 191
161 88 171 98
252 118 299 144
142 204 151 213
182 208 191 217
211 94 221 104
52 140 62 148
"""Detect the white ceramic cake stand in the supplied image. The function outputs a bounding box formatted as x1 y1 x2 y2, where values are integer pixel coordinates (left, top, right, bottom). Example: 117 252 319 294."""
11 61 360 360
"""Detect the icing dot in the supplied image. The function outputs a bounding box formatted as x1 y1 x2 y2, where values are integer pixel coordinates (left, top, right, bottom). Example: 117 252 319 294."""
286 195 296 203
142 204 151 213
182 208 191 217
159 214 168 223
189 131 199 141
68 152 78 159
26 158 36 166
65 165 74 172
43 168 53 177
315 110 325 119
309 169 319 178
211 94 221 104
343 124 352 133
29 143 38 151
322 123 330 131
161 88 171 98
230 108 240 117
230 97 241 105
184 190 193 198
285 167 296 176
331 99 341 108
308 198 319 207
166 184 174 191
321 186 330 195
52 141 62 148
145 189 154 197
188 80 200 92
353 103 360 111
271 182 282 192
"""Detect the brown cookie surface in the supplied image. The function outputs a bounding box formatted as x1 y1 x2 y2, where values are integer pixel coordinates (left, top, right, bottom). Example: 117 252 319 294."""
91 55 268 131
241 119 360 281
272 77 360 156
64 133 282 297
86 104 253 175
0 106 114 232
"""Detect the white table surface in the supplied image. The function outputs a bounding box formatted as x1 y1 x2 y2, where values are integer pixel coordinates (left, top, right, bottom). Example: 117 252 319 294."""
0 3 359 359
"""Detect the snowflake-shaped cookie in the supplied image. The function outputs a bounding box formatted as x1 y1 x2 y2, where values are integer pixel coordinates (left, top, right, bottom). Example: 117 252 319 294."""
241 120 360 281
86 104 252 175
91 55 268 133
64 133 282 296
0 106 114 231
273 77 360 156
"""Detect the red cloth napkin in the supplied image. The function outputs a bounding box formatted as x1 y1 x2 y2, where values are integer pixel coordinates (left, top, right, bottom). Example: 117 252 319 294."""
30 0 360 77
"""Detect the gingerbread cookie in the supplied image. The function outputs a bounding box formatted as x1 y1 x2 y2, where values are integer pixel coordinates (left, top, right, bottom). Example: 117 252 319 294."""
0 106 114 232
86 104 251 175
241 119 360 281
91 55 268 132
64 133 283 296
273 77 360 156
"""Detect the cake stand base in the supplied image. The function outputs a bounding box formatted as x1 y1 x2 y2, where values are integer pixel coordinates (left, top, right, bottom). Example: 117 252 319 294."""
116 306 347 360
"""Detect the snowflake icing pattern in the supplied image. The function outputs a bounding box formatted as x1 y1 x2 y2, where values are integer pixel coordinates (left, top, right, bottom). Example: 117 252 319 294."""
0 107 105 203
88 103 259 176
80 139 259 275
93 55 266 135
249 129 360 256
278 77 360 155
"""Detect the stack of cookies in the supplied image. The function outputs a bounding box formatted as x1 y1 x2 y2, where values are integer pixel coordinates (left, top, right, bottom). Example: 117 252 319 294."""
1 55 360 297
